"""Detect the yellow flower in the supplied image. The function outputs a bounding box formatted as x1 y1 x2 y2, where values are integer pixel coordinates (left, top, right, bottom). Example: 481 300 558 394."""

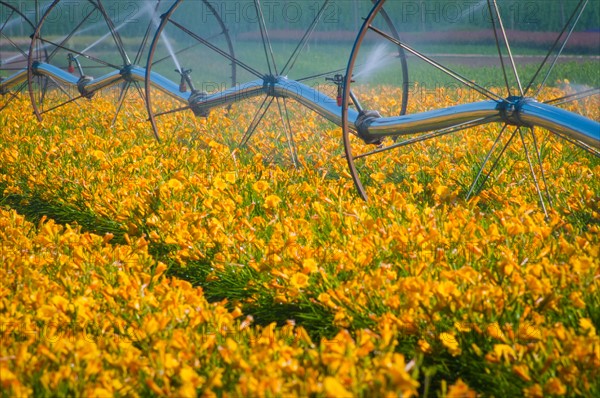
323 376 352 398
579 318 596 336
213 178 227 190
290 273 309 289
370 172 385 183
513 364 531 382
253 180 269 192
264 194 282 209
523 384 544 398
167 178 183 190
493 344 516 363
447 378 476 398
146 379 165 395
440 332 461 356
37 305 56 321
418 339 432 353
454 321 472 333
569 292 586 309
224 172 236 184
2 87 599 397
91 149 105 161
51 295 70 312
302 258 318 273
318 293 337 309
486 322 507 342
92 388 112 397
545 377 567 396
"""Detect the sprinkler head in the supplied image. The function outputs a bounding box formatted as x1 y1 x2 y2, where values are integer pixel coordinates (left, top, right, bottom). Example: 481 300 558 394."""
176 69 193 93
67 53 75 74
325 74 347 106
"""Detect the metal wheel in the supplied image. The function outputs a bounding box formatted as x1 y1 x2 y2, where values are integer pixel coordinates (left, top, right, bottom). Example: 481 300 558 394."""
342 0 599 213
27 0 162 123
145 0 408 164
144 0 237 142
0 1 42 111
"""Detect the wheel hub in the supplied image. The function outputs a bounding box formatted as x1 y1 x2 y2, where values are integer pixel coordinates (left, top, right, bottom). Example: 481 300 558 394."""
499 96 538 127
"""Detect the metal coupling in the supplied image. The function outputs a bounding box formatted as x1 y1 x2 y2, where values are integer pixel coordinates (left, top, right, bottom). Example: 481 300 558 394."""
77 76 95 99
189 90 210 117
355 109 383 145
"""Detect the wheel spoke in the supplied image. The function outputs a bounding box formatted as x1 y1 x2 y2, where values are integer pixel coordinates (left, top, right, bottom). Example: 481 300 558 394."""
132 80 146 104
151 39 222 68
152 43 193 67
297 67 348 82
0 81 27 111
0 8 15 35
526 0 588 96
1 2 37 67
240 95 274 147
38 88 83 115
533 2 588 97
144 0 237 142
489 0 523 96
254 0 278 76
355 117 497 161
550 130 600 158
151 104 193 119
36 76 45 112
530 127 553 207
544 88 600 105
1 63 32 69
134 1 162 65
1 32 28 60
167 17 262 79
39 95 84 115
281 0 331 76
367 25 504 102
111 82 131 126
486 0 512 96
38 37 121 70
45 8 95 62
467 124 510 200
200 0 237 85
518 127 548 218
94 0 130 65
471 126 519 197
276 97 298 167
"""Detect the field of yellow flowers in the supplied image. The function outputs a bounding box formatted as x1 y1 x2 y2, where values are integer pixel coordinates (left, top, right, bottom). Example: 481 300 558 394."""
0 88 598 397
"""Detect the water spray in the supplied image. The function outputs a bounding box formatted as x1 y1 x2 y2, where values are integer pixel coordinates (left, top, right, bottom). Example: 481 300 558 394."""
2 0 597 206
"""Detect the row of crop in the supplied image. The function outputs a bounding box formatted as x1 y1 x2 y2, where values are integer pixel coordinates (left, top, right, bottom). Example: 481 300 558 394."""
1 89 599 395
0 206 434 397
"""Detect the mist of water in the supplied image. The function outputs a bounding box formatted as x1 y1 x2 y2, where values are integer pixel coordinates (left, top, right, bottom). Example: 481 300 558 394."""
160 31 182 72
0 53 26 66
77 30 115 57
142 2 182 72
0 12 29 66
353 43 395 81
456 0 487 25
76 3 156 59
0 15 25 31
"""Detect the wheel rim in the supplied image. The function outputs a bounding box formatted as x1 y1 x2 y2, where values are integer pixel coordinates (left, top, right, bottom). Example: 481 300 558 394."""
144 0 408 169
145 0 238 143
27 0 159 123
0 1 41 112
342 0 599 213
